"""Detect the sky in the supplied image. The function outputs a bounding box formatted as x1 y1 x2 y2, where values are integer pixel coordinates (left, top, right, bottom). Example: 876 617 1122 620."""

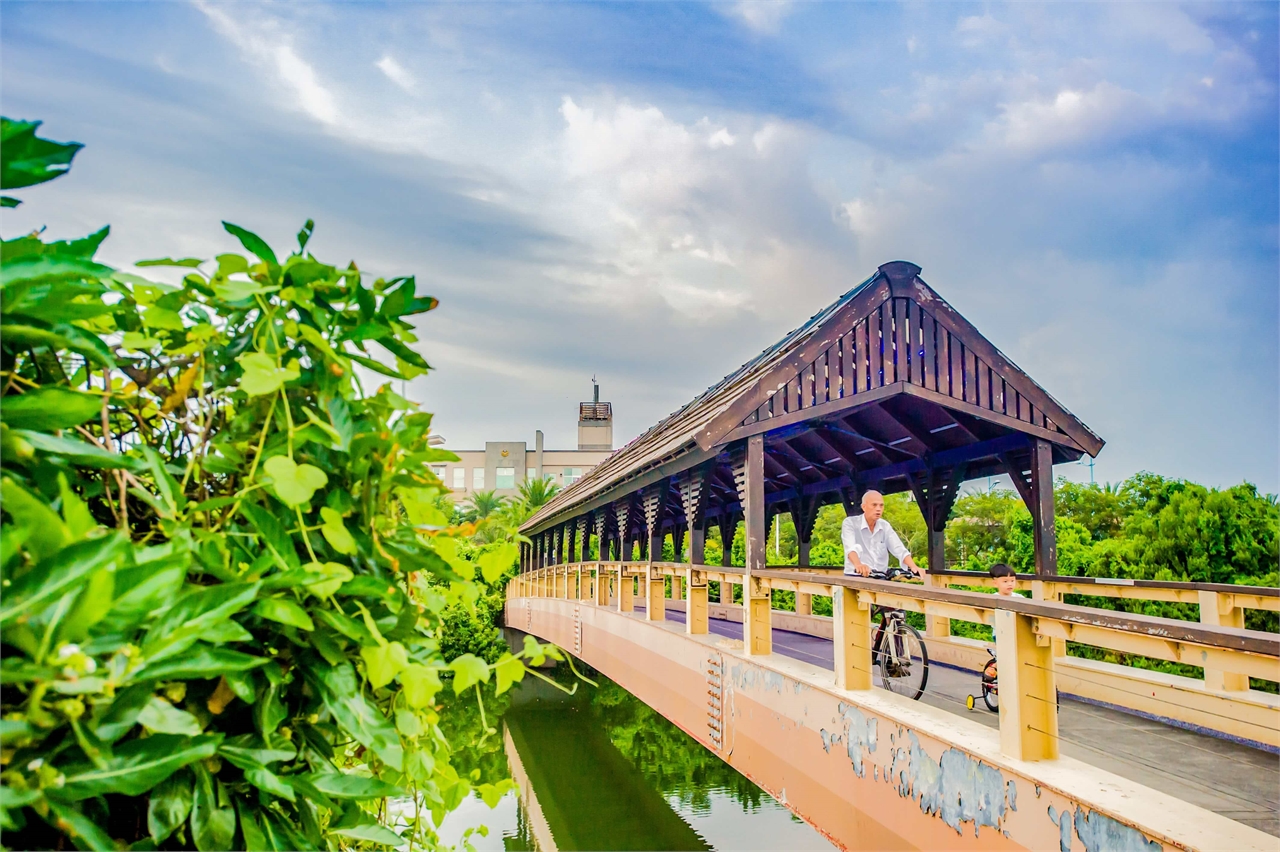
3 1 1277 492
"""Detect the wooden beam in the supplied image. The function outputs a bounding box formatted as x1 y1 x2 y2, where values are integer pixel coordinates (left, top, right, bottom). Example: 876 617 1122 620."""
1031 438 1057 575
742 435 772 655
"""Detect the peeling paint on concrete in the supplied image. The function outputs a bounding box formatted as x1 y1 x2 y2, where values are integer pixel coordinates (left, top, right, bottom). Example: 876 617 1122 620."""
1049 804 1162 852
834 703 878 778
1048 806 1073 852
819 728 843 754
1074 808 1162 852
731 663 787 695
888 732 1016 837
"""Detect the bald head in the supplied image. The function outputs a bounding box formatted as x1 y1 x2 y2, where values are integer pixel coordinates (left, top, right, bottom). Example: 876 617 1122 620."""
861 490 885 526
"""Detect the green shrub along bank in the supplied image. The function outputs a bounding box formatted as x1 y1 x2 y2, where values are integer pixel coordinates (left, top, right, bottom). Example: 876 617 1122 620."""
0 118 557 850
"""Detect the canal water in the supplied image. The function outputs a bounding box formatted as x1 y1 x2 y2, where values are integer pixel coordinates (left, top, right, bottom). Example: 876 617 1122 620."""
432 657 837 851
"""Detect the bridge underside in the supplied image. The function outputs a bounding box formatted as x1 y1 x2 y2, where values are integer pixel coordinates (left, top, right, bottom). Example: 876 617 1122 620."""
508 594 1275 852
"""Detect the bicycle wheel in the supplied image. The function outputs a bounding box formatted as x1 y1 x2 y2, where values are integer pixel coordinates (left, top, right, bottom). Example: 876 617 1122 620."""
982 679 998 712
876 621 929 700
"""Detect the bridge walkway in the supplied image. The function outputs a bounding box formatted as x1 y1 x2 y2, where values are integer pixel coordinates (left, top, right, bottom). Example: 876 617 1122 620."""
628 604 1280 837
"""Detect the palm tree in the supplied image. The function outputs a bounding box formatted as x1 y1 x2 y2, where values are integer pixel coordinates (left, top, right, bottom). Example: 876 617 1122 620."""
465 490 505 523
517 477 560 510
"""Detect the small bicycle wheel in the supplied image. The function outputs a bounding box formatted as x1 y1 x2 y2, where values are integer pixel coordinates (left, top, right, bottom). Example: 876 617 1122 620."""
982 680 999 712
876 621 929 700
965 695 975 710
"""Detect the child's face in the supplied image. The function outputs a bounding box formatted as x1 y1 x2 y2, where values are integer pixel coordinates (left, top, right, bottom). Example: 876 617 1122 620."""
995 575 1017 596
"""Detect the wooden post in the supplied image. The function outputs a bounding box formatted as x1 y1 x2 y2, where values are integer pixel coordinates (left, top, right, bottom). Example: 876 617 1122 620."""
833 587 873 690
793 496 817 617
1199 591 1248 691
1031 439 1057 576
596 565 609 606
617 565 632 612
647 565 666 621
686 568 708 634
1030 580 1064 656
671 574 683 600
994 609 1059 761
924 573 951 639
718 512 738 604
740 435 772 656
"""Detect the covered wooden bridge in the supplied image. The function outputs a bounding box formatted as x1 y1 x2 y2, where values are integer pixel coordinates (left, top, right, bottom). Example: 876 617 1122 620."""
520 260 1102 587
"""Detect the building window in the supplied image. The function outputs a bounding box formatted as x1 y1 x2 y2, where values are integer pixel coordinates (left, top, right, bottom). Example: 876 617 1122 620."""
527 468 536 482
430 464 446 480
496 467 515 489
564 467 583 485
473 468 485 489
452 468 466 489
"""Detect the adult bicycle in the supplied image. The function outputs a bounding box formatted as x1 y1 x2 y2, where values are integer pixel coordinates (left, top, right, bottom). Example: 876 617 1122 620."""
866 566 930 700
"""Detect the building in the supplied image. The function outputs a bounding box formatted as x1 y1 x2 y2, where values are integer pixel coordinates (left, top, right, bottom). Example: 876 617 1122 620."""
436 382 616 499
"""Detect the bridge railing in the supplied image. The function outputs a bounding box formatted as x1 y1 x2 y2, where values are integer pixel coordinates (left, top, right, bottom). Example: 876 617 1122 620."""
509 562 1280 762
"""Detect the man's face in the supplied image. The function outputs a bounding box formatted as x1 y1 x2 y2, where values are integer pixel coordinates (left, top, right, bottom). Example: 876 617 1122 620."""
862 494 884 524
995 574 1017 596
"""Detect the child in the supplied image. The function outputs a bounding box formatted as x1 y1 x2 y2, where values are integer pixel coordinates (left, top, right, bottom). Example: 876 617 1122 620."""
984 563 1017 685
990 562 1017 597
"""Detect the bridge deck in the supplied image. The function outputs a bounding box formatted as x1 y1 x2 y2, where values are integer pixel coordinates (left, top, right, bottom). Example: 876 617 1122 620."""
631 605 1280 837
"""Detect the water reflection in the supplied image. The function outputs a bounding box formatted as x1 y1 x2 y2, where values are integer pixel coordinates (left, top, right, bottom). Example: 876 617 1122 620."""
435 659 835 851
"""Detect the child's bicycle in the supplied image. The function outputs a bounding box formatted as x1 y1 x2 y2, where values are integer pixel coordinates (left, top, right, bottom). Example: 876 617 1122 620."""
965 648 999 712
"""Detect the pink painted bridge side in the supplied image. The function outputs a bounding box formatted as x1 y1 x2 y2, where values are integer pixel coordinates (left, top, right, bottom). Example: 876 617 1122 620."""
509 594 1273 852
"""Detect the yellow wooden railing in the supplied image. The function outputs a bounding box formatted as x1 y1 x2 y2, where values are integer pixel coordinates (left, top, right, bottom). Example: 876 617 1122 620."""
510 562 1280 762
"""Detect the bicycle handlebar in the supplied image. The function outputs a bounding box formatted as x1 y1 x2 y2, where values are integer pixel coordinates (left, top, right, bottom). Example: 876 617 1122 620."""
867 566 917 581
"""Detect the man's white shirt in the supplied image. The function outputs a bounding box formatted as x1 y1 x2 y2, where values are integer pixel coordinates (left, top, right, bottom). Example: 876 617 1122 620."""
840 514 911 575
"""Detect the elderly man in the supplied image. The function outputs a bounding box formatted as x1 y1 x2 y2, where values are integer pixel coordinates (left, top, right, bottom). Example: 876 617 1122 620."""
842 490 925 578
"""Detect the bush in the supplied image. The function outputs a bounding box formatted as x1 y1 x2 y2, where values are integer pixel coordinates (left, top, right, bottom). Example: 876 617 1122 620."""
0 118 551 849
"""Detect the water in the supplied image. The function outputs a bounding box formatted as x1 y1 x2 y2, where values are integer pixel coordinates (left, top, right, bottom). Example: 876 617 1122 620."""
432 660 836 852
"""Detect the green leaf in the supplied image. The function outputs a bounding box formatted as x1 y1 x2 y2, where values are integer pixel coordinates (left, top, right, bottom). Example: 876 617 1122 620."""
236 352 299 397
0 255 112 289
142 305 185 331
58 472 97 540
0 118 82 189
345 350 406 380
307 662 403 771
212 278 276 302
252 596 314 631
318 507 357 555
449 654 490 695
361 641 408 689
222 222 279 278
478 780 512 808
493 654 526 696
0 476 69 561
399 663 442 709
133 645 267 682
148 768 194 844
240 503 301 570
245 766 295 802
331 824 406 848
1 387 102 431
14 430 143 470
141 582 261 663
263 455 327 507
191 763 236 852
306 773 404 800
55 733 221 800
138 697 202 736
44 800 116 852
478 543 519 584
302 560 353 598
1 195 18 207
235 801 267 852
0 531 125 625
136 257 203 268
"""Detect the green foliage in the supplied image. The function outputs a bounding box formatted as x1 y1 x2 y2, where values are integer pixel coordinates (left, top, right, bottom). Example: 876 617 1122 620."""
0 118 558 849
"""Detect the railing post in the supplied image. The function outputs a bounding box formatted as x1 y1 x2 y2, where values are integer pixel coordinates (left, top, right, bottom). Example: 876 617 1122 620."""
596 564 608 606
617 565 633 612
994 609 1059 761
647 565 666 621
796 592 812 616
923 573 950 639
1030 580 1065 657
741 435 772 655
671 574 683 600
1199 591 1248 691
833 587 873 690
686 568 708 635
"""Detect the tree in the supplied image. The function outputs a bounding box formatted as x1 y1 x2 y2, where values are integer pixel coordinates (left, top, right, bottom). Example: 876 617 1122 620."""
517 476 560 510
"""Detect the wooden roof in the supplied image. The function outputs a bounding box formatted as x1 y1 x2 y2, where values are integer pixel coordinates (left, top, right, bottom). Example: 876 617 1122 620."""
522 261 1103 535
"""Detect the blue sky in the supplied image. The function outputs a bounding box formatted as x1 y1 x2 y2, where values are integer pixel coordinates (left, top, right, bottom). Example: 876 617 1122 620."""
4 2 1277 491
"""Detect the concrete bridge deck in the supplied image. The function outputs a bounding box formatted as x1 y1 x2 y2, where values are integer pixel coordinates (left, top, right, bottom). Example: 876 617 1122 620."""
634 604 1280 838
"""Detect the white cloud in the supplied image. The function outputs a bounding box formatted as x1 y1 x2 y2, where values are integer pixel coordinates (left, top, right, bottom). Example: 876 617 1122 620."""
376 55 416 93
707 127 736 149
725 1 794 34
194 1 338 126
992 82 1149 152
